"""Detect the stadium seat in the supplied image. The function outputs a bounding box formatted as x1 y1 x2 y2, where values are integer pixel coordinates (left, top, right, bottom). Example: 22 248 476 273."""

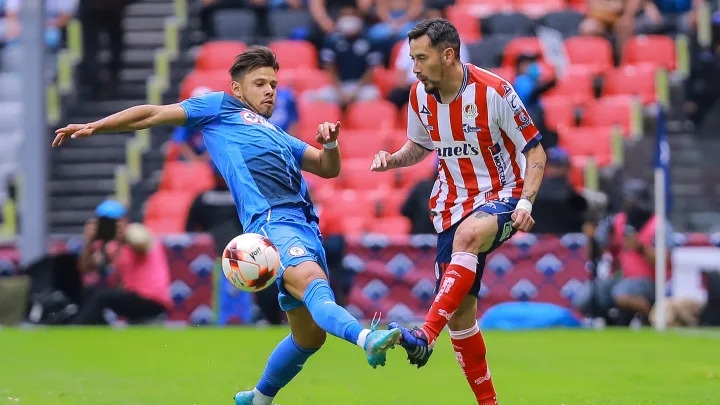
513 0 565 18
179 70 230 100
159 161 215 194
396 158 438 189
336 130 391 159
339 159 394 190
456 0 510 18
564 36 614 74
279 68 333 94
333 189 380 218
446 6 481 42
338 216 369 236
389 40 406 68
602 64 658 105
214 10 257 41
0 72 22 101
557 125 614 166
543 64 595 104
467 36 513 68
267 8 313 38
297 101 342 143
378 192 407 217
269 40 318 70
345 100 398 131
502 37 544 68
304 172 337 203
364 215 411 235
569 158 586 190
195 41 247 71
372 67 398 98
622 35 676 71
485 12 535 37
397 104 408 129
488 66 516 83
144 191 196 233
581 96 634 136
540 9 584 37
541 96 577 131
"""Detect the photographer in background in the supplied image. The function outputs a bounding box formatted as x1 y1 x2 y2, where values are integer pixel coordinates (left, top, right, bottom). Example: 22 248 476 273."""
72 200 171 325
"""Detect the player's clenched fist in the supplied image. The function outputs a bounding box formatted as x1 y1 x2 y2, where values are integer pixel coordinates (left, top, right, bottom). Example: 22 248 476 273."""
370 150 394 172
511 208 535 232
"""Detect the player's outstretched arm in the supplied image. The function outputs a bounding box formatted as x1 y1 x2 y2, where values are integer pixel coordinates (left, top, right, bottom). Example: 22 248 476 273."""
370 140 431 172
52 104 187 147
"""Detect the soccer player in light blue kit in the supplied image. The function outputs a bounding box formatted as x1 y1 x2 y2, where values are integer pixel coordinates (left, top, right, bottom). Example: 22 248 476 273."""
52 46 402 405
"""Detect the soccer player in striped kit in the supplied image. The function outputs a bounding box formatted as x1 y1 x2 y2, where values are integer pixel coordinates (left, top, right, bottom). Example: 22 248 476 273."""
371 19 547 404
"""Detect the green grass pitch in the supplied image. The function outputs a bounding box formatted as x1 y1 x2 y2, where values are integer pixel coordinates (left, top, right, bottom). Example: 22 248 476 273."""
1 327 719 405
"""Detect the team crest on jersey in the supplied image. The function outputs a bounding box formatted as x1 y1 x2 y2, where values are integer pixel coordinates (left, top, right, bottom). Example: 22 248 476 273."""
241 110 277 130
515 110 532 131
288 246 306 257
463 103 478 119
420 105 432 115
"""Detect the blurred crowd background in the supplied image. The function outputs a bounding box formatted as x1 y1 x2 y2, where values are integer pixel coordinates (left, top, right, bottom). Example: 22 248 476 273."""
0 0 719 331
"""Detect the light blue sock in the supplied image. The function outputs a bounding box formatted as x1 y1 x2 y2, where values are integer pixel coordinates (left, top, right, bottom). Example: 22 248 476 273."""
303 279 369 346
255 335 317 398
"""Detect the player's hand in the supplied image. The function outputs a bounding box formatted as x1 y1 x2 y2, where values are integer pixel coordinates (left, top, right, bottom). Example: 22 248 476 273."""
370 150 394 172
53 123 95 147
511 208 535 232
315 121 341 145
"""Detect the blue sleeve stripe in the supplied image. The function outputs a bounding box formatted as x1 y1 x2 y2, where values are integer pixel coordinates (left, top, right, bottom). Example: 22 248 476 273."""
521 134 542 153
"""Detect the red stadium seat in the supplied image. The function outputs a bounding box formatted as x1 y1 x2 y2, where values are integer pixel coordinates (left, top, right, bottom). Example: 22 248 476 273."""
288 69 333 94
159 161 215 194
502 37 543 68
339 159 394 190
339 216 368 236
337 130 391 159
602 64 658 105
333 189 380 218
389 40 406 68
569 158 586 190
396 158 438 189
513 0 565 18
543 64 595 104
397 103 408 129
297 101 342 143
269 40 318 69
541 96 577 132
345 100 398 131
372 67 397 98
564 36 614 74
488 66 516 83
557 125 614 166
446 6 481 42
364 215 411 235
581 96 634 136
457 0 511 18
195 41 247 71
144 190 196 233
378 192 407 217
622 35 676 71
179 70 230 100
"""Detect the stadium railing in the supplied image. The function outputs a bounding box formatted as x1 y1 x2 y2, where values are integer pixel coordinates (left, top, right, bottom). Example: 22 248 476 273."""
115 0 188 207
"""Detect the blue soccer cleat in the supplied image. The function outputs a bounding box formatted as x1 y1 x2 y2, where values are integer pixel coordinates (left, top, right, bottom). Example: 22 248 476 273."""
233 390 276 405
364 313 402 368
389 322 434 368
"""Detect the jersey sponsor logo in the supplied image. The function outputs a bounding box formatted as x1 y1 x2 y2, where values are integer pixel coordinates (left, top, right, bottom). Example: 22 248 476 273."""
505 93 522 114
462 123 482 133
436 143 480 158
501 83 513 97
420 105 432 115
241 110 277 130
463 103 478 119
488 142 508 186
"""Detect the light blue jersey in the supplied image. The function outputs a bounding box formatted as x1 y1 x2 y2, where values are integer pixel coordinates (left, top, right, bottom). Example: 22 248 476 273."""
180 91 318 228
180 91 326 311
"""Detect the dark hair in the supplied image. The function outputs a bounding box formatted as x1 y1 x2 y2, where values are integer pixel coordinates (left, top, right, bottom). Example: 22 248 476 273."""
228 46 279 80
407 18 461 61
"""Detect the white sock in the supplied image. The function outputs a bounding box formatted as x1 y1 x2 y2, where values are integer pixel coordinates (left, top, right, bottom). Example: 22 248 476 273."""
356 328 371 349
252 388 273 405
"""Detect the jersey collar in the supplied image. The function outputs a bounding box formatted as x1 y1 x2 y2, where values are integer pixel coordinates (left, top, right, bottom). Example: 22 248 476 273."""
428 64 469 104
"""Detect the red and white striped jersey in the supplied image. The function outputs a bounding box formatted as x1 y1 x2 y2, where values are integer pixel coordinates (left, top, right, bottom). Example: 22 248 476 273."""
407 64 541 233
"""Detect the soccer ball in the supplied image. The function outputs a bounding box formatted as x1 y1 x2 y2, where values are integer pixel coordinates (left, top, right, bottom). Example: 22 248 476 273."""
222 233 280 292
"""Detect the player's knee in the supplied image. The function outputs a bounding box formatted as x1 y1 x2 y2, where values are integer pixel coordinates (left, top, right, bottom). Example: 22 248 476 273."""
453 217 496 253
283 261 328 299
293 324 327 350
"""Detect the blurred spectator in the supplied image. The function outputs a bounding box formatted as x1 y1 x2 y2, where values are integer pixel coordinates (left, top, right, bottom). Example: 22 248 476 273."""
307 0 372 50
197 0 305 40
684 13 720 127
306 4 381 106
628 0 698 36
401 172 436 235
3 0 76 51
267 86 299 135
77 0 129 99
579 0 625 43
603 179 673 324
74 200 171 325
171 125 209 162
513 53 557 148
530 147 588 234
386 5 470 109
368 0 423 44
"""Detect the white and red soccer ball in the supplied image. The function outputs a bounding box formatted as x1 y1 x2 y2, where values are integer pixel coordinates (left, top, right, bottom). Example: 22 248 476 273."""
221 233 280 292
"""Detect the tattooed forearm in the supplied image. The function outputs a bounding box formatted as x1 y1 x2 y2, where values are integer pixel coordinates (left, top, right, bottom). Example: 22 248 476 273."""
521 144 547 204
391 140 432 168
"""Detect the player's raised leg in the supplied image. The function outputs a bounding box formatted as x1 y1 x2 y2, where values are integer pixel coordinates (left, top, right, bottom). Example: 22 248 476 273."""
235 306 324 405
282 260 401 368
